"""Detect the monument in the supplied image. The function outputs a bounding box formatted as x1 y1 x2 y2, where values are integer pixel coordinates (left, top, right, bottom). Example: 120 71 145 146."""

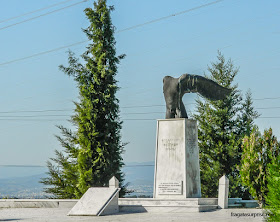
163 74 231 118
154 73 231 199
68 73 232 215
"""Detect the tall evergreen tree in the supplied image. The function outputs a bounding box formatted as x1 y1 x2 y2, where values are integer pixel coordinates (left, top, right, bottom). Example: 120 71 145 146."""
238 90 260 137
41 0 127 198
229 89 260 198
194 51 240 197
194 51 258 198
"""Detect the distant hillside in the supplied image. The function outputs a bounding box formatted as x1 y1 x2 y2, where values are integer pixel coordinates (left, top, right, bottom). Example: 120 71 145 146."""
123 161 154 197
0 173 47 198
0 162 155 198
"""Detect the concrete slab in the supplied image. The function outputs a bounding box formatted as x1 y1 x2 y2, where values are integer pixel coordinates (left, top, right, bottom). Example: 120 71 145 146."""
0 208 267 222
68 187 120 216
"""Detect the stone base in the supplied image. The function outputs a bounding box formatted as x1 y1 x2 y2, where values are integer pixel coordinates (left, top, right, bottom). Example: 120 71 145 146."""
0 198 259 209
154 119 201 199
119 198 218 213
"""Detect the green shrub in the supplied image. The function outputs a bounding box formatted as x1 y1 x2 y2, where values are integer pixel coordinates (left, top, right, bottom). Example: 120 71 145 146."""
241 128 280 207
265 156 280 221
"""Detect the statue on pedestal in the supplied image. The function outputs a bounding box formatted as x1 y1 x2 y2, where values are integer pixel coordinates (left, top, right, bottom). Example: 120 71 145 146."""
163 74 231 119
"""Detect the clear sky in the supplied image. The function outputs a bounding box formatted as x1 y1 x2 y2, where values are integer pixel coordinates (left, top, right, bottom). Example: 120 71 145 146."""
0 0 280 170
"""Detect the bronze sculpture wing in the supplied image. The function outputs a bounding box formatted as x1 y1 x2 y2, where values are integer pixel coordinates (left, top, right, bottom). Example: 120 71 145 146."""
178 74 231 101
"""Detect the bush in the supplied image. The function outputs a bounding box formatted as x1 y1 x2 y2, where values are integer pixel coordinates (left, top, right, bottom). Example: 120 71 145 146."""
265 156 280 221
240 128 280 207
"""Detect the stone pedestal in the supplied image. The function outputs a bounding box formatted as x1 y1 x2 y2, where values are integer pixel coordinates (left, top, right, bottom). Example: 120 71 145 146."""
153 119 201 199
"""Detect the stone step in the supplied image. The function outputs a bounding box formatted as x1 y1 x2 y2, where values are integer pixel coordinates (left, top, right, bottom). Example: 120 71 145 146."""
120 204 218 213
119 198 217 206
119 198 218 213
228 201 259 209
228 204 243 208
228 198 242 205
241 200 259 208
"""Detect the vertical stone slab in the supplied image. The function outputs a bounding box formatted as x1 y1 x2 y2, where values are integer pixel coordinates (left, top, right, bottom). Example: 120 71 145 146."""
218 175 229 209
153 119 201 199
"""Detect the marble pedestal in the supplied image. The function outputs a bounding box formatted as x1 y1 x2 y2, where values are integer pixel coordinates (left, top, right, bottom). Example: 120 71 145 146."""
153 119 201 199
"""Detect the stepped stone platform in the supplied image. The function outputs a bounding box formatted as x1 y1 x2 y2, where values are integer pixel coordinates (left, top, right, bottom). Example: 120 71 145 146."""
119 198 218 212
0 198 217 212
0 197 258 211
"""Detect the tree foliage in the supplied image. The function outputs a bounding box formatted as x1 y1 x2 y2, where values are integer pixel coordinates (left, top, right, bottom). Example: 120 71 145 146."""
265 156 280 221
194 51 259 198
41 0 127 198
238 90 260 137
241 128 280 207
40 126 79 198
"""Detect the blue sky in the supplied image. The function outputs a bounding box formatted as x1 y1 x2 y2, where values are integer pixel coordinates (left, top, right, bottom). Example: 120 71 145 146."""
0 0 280 170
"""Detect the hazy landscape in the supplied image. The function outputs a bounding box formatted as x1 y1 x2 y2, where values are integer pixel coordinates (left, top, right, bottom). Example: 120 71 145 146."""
0 162 154 198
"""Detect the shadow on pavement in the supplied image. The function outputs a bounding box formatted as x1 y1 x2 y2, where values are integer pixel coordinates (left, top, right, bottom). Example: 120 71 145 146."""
0 219 22 221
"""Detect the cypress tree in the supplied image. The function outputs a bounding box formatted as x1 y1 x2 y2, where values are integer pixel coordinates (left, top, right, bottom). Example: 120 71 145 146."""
41 0 126 198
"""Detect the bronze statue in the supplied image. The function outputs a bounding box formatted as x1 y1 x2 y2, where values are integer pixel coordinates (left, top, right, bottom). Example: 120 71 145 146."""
163 74 231 119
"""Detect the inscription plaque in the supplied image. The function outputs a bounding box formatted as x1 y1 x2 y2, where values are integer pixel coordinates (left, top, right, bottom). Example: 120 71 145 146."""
162 138 179 150
158 182 182 195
